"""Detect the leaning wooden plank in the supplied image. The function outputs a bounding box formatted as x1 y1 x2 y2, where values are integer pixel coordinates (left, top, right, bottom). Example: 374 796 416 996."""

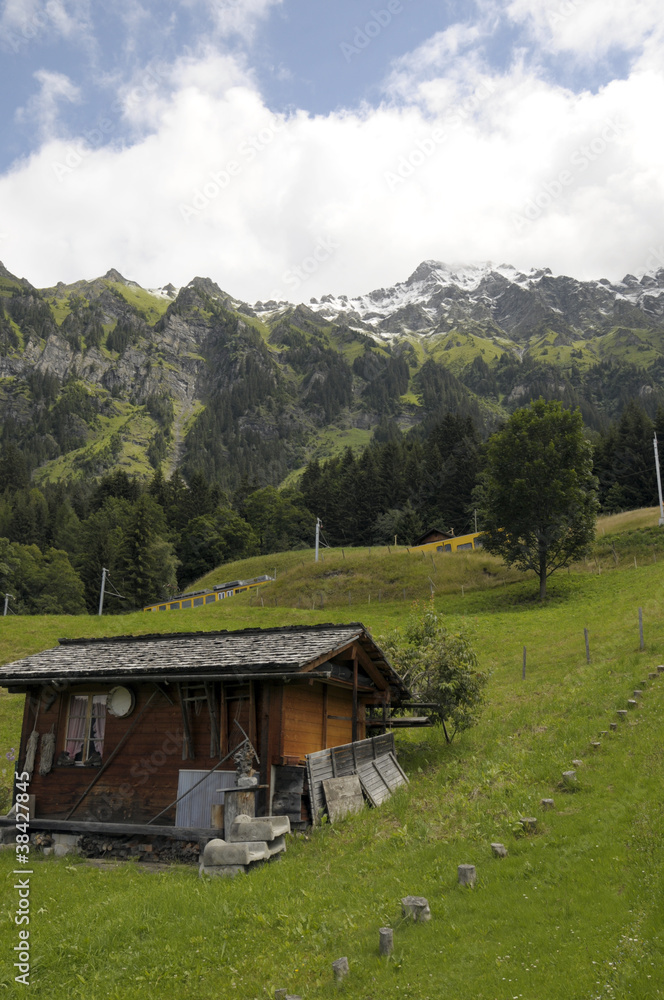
322 775 365 823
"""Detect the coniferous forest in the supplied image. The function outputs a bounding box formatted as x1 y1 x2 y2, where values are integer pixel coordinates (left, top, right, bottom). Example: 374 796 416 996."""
1 397 663 615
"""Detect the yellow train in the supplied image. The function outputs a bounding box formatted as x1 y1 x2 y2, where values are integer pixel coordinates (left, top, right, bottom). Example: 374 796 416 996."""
143 575 273 613
410 530 482 555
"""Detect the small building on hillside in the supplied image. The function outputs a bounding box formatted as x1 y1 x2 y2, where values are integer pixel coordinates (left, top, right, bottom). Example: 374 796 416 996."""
0 623 409 832
412 528 455 547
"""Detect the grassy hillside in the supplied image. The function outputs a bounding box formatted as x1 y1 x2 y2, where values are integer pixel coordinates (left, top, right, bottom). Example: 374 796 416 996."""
1 513 664 997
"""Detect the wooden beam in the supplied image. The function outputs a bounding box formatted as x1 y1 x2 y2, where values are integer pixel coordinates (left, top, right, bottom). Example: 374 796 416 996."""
204 682 221 758
322 685 328 748
0 817 218 840
177 683 195 760
220 682 227 756
299 639 358 674
352 654 358 743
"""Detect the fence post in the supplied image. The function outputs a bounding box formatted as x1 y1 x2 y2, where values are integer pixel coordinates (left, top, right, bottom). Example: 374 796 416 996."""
584 628 590 664
639 607 644 650
522 647 527 680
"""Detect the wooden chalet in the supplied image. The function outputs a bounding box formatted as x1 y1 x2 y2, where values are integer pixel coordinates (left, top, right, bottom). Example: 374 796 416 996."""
0 624 409 832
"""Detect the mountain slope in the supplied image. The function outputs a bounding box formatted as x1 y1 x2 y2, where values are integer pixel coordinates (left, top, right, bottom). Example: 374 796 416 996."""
2 259 664 486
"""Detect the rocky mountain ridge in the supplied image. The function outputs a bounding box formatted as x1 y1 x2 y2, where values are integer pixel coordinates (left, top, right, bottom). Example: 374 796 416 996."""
2 258 664 488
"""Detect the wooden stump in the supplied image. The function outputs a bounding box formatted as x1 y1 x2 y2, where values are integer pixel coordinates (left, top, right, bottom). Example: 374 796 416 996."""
491 843 508 857
401 896 431 922
590 742 601 751
657 665 664 674
617 710 628 720
649 672 658 679
223 789 256 840
458 863 477 886
633 690 643 699
562 770 577 785
520 817 537 834
610 722 618 731
379 927 394 957
541 798 554 811
332 957 349 982
627 699 637 709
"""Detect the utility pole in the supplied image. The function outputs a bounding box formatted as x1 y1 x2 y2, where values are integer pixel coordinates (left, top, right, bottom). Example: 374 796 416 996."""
3 593 13 616
315 518 321 563
474 509 478 533
655 434 664 526
98 568 108 616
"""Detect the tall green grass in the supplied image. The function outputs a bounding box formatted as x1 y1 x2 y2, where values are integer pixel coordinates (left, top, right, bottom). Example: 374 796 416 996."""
1 516 664 997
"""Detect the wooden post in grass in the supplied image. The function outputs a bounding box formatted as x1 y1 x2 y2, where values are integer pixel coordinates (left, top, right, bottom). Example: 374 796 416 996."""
584 628 590 664
634 556 638 569
639 607 644 650
522 647 527 680
379 928 394 957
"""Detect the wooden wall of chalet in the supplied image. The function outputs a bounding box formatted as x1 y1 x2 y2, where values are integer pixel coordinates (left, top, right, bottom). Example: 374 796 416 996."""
280 684 365 763
20 675 367 825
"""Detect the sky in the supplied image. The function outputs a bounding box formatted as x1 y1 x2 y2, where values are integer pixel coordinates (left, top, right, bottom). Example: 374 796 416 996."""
1 0 664 301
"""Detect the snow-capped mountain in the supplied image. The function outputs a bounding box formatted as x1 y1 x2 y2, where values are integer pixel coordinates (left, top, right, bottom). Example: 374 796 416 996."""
254 260 664 342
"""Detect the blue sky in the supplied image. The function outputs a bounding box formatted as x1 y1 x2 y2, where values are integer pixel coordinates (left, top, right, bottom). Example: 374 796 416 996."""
1 0 663 298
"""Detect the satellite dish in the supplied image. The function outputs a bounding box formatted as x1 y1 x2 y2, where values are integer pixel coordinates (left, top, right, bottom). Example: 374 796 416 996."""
107 686 135 718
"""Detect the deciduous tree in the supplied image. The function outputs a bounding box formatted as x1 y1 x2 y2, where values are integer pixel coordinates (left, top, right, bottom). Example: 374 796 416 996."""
474 399 598 599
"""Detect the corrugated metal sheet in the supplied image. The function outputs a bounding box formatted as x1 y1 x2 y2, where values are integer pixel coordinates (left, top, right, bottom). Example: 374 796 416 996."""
175 769 237 829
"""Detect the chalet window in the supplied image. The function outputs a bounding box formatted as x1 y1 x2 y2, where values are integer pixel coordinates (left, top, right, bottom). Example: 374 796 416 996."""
65 694 107 764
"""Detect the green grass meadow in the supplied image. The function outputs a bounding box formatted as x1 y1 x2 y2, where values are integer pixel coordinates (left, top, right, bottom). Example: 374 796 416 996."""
2 512 664 998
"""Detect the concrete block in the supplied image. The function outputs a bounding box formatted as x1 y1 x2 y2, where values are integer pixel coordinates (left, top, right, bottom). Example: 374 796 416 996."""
458 863 477 886
200 864 246 878
0 826 17 845
401 895 431 921
42 847 54 857
228 814 290 843
202 838 269 866
53 833 81 847
265 835 286 856
54 843 75 858
491 843 508 857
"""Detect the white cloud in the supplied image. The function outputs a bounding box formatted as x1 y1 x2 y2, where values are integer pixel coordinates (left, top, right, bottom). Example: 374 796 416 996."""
505 0 662 60
15 69 82 139
0 0 92 50
2 18 664 299
181 0 282 41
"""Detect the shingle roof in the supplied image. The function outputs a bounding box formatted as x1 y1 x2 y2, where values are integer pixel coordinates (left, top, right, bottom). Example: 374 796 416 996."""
0 622 407 696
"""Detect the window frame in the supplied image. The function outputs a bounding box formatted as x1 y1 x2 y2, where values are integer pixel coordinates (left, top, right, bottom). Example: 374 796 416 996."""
63 691 108 765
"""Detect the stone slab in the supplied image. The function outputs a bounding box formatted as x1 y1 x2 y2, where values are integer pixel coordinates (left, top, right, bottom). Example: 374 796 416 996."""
202 838 269 866
200 864 246 878
322 775 365 824
228 814 290 842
